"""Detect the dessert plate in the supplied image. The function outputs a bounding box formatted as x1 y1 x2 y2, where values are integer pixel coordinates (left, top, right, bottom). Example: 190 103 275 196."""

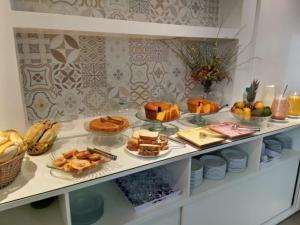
48 152 121 181
84 120 130 136
125 146 172 158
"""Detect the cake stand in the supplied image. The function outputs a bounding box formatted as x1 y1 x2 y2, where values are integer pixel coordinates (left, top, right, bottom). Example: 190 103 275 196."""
135 110 179 136
178 112 220 127
84 120 129 148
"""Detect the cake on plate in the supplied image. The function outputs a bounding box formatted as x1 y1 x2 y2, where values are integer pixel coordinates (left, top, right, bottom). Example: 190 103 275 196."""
187 98 219 114
89 116 129 132
144 101 180 122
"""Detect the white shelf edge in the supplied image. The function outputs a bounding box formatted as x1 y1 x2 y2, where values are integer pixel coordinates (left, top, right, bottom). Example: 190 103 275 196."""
10 10 238 39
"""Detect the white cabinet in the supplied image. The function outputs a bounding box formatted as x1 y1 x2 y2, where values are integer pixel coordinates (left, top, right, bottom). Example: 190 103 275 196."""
182 158 299 225
138 209 181 225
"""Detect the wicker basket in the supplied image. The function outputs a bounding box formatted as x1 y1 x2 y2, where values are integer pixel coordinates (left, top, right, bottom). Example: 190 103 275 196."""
0 152 25 189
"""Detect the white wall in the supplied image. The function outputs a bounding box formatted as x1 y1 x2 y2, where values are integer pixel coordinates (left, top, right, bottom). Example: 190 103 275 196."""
254 0 300 97
0 1 27 133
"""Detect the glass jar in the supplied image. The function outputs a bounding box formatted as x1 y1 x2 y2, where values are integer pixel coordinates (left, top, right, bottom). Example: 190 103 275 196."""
261 85 275 107
288 91 300 116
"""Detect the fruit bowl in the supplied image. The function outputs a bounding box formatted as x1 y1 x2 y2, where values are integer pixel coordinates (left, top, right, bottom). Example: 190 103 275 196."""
231 100 272 125
231 113 271 125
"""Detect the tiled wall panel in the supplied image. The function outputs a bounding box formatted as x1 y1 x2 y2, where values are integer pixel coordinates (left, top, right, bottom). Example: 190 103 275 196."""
11 0 219 27
15 31 236 123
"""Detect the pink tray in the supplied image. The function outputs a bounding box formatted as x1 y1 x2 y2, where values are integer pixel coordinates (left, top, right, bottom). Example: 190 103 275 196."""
208 122 257 139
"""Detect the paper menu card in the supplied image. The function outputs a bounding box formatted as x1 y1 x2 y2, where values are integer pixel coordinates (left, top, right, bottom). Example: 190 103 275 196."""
176 127 225 147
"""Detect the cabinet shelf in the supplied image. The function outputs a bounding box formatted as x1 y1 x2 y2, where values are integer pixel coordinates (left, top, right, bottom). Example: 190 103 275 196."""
191 168 256 199
260 149 300 170
83 181 186 225
11 10 238 39
0 197 66 225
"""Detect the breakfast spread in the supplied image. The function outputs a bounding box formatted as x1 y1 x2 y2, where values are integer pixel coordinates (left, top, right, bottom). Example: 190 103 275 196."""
187 98 219 114
89 116 129 132
0 130 26 164
25 121 61 155
127 130 169 156
51 149 109 174
144 101 180 122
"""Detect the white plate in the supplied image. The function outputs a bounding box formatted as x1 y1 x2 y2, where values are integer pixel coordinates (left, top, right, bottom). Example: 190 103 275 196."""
270 118 289 123
125 146 172 158
288 115 300 119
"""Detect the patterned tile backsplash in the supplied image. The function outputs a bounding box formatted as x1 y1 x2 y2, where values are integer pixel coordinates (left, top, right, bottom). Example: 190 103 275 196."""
11 0 219 27
15 31 235 123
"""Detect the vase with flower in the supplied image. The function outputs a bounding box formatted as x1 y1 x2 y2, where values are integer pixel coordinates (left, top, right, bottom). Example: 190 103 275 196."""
161 38 235 104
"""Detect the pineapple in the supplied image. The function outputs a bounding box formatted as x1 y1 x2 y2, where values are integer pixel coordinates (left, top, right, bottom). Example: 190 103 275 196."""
247 80 260 103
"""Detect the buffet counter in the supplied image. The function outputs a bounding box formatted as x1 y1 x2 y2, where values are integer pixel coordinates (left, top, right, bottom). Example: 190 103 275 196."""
1 111 300 225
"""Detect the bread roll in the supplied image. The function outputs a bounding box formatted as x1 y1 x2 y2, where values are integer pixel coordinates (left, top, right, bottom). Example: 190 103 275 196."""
0 142 18 163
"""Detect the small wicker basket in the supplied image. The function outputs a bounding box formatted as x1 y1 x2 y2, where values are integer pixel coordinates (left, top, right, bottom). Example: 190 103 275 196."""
0 152 25 189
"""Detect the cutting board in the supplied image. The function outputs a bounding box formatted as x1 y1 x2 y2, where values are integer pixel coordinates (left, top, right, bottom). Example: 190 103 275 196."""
176 127 225 147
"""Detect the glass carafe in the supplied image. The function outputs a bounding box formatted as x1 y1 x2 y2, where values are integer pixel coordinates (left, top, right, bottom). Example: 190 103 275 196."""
271 95 289 120
288 91 300 117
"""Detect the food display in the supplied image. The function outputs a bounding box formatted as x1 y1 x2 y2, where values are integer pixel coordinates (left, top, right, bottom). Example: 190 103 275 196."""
126 129 169 157
0 130 26 164
25 121 61 155
144 101 180 122
177 127 225 147
208 122 258 139
231 100 272 120
51 149 109 174
187 98 219 114
89 116 129 132
231 80 272 123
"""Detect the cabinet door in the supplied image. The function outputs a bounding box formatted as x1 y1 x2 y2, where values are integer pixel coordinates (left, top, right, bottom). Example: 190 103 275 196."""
138 209 181 225
182 159 299 225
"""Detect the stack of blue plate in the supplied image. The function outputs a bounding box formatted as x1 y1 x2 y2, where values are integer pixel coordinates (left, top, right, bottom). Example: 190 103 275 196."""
274 134 293 149
264 139 282 153
190 159 203 189
220 149 248 173
200 155 227 180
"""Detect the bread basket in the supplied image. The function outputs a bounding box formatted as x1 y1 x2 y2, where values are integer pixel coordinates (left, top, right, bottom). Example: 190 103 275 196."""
0 151 25 189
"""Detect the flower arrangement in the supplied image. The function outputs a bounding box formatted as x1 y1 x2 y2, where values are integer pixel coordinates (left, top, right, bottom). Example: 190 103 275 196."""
161 38 236 93
161 25 257 95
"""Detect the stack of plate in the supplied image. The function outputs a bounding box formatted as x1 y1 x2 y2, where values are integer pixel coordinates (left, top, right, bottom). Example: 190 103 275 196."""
264 139 282 153
220 149 248 173
190 159 203 189
200 155 227 180
274 134 293 149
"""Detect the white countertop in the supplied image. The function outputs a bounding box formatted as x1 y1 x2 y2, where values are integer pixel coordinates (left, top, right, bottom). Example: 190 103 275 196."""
1 111 300 211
